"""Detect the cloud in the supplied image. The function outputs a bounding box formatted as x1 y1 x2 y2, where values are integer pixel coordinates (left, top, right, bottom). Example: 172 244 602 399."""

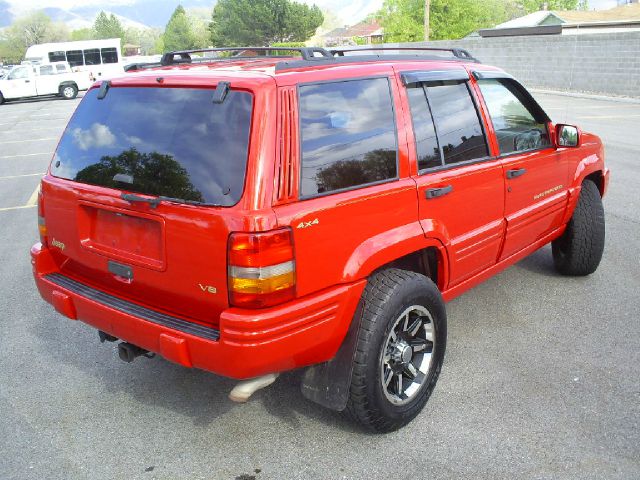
72 122 117 150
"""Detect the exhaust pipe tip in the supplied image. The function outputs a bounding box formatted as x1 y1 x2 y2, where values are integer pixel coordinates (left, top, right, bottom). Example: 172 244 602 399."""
229 373 279 403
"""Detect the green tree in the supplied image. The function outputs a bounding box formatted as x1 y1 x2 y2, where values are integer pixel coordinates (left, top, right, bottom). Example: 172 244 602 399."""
520 0 579 12
210 0 323 47
0 11 70 63
93 11 125 40
71 28 94 41
379 0 566 42
163 5 197 52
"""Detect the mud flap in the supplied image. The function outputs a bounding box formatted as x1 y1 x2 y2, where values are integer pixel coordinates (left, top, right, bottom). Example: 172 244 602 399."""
300 300 363 411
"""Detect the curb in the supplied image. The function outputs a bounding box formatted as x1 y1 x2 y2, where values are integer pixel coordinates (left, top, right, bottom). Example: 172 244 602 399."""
529 88 640 105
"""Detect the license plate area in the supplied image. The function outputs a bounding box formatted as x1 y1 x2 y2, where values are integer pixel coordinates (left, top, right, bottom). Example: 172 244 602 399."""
78 201 166 271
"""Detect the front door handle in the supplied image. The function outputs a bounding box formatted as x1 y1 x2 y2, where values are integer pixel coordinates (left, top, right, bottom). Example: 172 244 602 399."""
506 168 527 179
25 80 30 83
425 185 453 199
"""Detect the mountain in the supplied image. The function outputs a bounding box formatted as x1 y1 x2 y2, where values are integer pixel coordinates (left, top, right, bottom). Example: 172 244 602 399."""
2 0 384 31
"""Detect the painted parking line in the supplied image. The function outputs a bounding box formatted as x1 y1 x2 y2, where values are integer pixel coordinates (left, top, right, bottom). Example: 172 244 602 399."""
27 184 40 206
0 204 36 212
0 183 41 212
577 114 640 120
1 138 57 145
0 152 52 159
0 173 44 180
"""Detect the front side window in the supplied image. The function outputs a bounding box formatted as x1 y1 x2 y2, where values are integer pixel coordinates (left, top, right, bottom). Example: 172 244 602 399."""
478 79 551 155
101 48 118 64
66 50 84 67
48 51 66 62
8 67 30 80
84 48 101 65
427 82 489 165
299 77 398 197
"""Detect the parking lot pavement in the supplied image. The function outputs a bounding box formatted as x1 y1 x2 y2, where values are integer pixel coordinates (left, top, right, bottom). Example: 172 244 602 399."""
0 92 638 480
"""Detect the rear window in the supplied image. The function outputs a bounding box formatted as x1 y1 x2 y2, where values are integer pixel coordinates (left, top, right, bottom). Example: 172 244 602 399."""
51 87 253 206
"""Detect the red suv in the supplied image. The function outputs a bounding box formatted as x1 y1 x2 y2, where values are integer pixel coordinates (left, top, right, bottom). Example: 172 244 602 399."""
31 47 609 432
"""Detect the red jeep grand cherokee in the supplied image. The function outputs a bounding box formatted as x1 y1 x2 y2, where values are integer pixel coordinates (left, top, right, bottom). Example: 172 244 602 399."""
31 47 609 432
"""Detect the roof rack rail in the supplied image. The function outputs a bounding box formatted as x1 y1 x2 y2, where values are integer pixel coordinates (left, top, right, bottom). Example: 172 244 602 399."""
160 47 333 66
329 47 479 63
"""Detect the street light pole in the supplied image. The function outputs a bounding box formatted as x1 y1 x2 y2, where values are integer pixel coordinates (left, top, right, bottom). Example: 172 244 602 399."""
424 0 430 41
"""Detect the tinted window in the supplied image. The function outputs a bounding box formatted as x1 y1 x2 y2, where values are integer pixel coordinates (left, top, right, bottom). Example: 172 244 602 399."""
406 86 441 171
66 50 84 67
427 82 488 165
39 65 54 75
478 79 551 155
48 51 66 62
299 78 397 197
51 87 253 206
101 48 118 64
84 48 101 65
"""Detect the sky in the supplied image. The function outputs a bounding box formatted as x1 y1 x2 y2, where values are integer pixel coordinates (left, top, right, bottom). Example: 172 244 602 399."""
4 0 622 13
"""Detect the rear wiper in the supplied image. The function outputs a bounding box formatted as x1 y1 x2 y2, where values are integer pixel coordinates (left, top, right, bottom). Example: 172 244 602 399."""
157 196 219 207
120 193 161 208
121 193 219 208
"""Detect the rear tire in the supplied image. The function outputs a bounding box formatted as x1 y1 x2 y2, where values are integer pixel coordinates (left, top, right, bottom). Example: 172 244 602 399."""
60 84 78 100
552 179 605 276
346 268 446 433
0 91 4 104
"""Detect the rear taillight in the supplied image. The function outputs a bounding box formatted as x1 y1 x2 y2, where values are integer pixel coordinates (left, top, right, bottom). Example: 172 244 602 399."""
228 228 295 308
37 187 47 247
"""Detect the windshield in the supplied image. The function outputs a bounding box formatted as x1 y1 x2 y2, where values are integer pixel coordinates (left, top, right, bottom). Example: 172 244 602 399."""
51 86 253 206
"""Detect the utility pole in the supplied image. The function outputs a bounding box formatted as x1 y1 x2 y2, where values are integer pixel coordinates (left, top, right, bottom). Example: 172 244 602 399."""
424 0 430 41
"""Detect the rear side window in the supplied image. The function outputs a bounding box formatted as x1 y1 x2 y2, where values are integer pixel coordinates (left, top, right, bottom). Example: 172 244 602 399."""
427 83 488 165
299 77 397 197
48 51 66 62
39 65 54 76
406 86 440 171
56 64 67 73
84 48 101 65
51 87 254 206
101 48 118 64
477 79 551 155
66 50 84 67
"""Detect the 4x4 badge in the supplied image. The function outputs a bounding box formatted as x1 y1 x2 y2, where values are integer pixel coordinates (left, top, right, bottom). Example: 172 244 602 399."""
297 218 319 229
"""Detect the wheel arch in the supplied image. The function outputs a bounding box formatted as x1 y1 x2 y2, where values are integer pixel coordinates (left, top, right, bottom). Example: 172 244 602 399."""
341 223 450 291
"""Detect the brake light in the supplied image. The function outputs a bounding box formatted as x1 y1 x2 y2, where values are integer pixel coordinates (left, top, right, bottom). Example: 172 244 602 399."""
228 228 295 308
37 187 48 247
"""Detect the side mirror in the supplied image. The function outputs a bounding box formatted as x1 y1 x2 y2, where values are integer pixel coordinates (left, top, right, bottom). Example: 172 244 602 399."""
556 124 580 148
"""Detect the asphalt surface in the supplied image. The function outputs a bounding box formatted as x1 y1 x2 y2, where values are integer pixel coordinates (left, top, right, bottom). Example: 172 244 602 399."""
0 91 638 480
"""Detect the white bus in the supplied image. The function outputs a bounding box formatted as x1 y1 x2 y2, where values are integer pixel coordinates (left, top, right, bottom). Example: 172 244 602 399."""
24 38 125 79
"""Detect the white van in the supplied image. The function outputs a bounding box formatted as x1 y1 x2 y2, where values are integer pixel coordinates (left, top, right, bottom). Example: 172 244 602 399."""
23 39 125 80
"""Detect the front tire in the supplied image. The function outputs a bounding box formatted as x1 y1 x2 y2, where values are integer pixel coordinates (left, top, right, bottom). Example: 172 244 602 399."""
552 179 605 275
346 268 446 432
0 91 4 104
60 84 78 100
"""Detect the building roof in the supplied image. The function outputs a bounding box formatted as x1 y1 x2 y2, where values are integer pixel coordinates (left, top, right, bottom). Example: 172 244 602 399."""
323 20 383 39
495 3 640 29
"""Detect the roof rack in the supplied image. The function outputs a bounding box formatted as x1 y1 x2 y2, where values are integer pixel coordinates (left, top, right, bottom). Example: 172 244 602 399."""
330 47 479 62
160 47 333 66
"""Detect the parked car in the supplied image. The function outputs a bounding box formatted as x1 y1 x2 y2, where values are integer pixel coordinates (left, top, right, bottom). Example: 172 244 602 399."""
0 62 92 104
31 46 608 432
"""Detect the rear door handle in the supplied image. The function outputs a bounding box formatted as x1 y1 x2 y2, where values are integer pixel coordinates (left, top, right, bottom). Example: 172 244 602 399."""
425 185 453 199
506 168 527 179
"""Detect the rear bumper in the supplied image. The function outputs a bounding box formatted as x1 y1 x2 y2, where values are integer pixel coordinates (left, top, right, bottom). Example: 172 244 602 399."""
31 243 365 379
